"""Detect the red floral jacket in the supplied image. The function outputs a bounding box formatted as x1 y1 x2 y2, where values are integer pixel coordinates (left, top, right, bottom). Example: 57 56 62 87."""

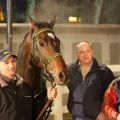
102 78 120 119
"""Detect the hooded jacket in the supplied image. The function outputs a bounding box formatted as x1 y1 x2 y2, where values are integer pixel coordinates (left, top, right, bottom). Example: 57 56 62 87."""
67 58 114 119
0 73 32 120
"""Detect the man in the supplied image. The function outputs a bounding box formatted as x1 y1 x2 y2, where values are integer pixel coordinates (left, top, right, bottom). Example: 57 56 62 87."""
0 48 57 120
67 41 115 120
102 77 120 120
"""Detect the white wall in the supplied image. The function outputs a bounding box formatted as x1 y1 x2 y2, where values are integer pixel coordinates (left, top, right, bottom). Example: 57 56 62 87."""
0 23 120 66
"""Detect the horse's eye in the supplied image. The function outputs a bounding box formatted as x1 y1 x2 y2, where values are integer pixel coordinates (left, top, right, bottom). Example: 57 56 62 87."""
39 41 44 47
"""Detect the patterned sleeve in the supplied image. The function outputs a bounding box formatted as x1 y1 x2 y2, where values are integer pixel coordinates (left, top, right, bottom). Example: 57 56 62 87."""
102 83 118 119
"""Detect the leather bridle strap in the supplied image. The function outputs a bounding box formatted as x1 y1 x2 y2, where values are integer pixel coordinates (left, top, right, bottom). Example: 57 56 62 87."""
32 28 61 67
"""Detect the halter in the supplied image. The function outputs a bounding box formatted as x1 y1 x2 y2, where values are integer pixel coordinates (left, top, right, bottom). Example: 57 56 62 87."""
32 28 61 120
32 28 61 68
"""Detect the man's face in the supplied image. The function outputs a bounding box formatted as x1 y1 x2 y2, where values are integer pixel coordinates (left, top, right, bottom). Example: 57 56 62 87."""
0 56 16 79
77 43 93 66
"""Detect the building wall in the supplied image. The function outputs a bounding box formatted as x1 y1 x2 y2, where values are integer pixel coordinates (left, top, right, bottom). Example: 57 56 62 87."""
0 23 120 67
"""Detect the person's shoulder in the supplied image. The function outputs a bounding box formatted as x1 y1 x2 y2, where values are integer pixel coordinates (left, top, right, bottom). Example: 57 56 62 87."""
111 77 120 86
106 77 120 91
16 74 24 85
68 60 79 69
99 63 107 68
93 58 107 69
99 64 112 72
68 63 73 69
16 74 30 88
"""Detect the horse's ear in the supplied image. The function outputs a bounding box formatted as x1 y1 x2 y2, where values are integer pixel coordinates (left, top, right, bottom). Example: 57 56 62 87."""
50 16 56 29
29 16 37 30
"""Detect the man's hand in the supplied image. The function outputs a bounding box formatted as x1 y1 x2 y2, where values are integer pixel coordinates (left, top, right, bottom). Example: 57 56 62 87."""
47 87 57 100
97 112 107 120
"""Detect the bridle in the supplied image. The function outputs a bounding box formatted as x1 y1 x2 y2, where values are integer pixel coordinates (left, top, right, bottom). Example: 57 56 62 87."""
32 28 62 87
32 28 61 120
32 28 61 68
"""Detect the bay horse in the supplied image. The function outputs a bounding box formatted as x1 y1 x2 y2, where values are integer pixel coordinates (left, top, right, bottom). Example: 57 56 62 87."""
17 17 68 120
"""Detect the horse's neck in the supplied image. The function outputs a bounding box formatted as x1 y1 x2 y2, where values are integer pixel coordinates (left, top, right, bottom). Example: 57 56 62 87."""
17 34 40 89
26 66 41 89
18 62 42 90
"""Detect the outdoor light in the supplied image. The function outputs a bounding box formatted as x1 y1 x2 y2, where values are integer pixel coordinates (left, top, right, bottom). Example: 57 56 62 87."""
0 6 4 22
68 16 81 23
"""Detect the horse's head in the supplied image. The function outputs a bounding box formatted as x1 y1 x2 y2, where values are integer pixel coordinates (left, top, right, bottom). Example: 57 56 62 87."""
30 17 69 85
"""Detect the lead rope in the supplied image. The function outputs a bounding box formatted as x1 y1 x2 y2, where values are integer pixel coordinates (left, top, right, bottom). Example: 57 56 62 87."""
32 28 59 120
36 70 56 120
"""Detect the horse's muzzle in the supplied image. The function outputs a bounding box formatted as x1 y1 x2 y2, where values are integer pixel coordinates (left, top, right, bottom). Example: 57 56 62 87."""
59 71 66 81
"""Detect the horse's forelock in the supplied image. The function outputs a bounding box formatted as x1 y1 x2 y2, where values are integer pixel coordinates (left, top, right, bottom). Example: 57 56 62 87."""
37 22 51 29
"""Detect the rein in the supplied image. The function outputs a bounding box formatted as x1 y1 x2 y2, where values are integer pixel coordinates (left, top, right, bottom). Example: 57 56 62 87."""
32 28 58 120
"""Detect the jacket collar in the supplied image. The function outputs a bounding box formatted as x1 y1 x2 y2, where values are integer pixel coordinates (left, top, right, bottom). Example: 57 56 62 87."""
73 58 100 72
0 73 23 87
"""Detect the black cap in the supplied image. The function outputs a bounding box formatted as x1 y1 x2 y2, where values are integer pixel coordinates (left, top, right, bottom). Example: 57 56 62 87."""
0 48 17 62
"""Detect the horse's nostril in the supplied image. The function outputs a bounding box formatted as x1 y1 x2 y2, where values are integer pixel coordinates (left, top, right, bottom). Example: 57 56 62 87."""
59 71 66 80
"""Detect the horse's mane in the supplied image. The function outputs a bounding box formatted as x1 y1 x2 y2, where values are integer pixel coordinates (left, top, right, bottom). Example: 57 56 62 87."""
37 22 51 28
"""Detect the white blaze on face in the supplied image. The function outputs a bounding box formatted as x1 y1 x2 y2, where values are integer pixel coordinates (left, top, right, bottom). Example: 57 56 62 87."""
47 33 55 40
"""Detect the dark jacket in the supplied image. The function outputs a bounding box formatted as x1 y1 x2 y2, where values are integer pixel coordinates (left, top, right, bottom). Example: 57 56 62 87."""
67 58 115 119
0 73 32 120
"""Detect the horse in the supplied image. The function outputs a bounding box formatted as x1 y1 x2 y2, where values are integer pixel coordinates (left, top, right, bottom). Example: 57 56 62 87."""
16 16 69 120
